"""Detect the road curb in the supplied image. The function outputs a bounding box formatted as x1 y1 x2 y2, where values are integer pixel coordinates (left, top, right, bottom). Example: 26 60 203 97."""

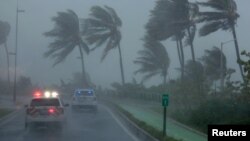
104 101 159 141
167 118 208 138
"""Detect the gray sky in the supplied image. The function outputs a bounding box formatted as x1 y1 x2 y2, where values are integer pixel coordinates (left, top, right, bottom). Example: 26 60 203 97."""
0 0 250 88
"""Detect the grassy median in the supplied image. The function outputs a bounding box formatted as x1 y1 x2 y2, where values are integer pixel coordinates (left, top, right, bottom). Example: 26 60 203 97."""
111 103 181 141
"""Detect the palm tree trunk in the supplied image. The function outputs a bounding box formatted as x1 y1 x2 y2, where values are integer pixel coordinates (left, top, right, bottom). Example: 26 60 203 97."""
187 28 195 61
179 39 185 80
4 42 10 93
118 43 125 85
78 46 88 87
163 72 167 86
231 25 244 81
176 40 182 68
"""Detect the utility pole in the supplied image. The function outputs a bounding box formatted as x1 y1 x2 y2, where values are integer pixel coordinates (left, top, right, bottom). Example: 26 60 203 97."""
13 0 24 103
220 42 224 90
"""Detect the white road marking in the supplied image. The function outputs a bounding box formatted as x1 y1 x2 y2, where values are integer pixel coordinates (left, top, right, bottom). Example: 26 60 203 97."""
103 105 140 141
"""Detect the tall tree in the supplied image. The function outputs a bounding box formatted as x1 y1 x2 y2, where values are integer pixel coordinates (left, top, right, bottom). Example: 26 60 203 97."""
146 0 197 79
44 10 89 87
185 3 199 61
134 36 170 85
202 46 227 86
181 60 206 102
197 0 243 80
84 6 125 85
0 20 11 89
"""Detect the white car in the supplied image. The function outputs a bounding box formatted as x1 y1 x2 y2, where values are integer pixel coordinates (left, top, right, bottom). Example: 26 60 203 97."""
71 89 98 112
25 90 68 130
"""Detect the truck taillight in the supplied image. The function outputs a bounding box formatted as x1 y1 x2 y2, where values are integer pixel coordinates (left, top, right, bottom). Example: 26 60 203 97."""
48 108 55 114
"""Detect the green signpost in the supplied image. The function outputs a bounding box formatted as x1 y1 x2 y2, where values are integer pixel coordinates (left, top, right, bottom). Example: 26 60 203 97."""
162 94 169 136
162 94 169 107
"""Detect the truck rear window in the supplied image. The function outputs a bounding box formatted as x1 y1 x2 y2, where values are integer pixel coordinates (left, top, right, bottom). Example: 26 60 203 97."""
30 98 60 106
75 90 94 96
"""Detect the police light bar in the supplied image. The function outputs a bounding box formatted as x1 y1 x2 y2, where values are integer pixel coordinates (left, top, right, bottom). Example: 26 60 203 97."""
51 91 58 97
44 91 51 98
33 91 42 98
44 91 59 98
33 90 59 98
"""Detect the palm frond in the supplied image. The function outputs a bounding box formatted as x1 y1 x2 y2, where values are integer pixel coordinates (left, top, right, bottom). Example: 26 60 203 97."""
50 42 75 66
197 0 239 38
101 31 121 61
104 5 122 26
197 1 225 11
199 21 225 36
84 18 111 30
90 6 114 26
197 12 228 23
86 32 111 45
84 5 122 62
44 10 89 66
43 39 69 58
134 36 170 82
101 38 114 61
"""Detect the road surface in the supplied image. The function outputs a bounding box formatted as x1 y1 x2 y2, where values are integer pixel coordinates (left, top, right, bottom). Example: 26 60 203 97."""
0 104 137 141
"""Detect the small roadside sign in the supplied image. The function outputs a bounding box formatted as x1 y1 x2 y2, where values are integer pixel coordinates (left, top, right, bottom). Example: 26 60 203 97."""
162 94 169 136
162 94 169 107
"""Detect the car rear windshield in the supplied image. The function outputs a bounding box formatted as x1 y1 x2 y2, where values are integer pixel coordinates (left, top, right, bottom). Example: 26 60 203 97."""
30 98 60 106
75 90 94 96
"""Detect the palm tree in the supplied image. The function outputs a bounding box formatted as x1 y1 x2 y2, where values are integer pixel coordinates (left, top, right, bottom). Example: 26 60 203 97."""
185 3 199 61
184 60 204 81
0 20 11 89
44 10 89 86
84 6 125 85
183 60 205 98
201 46 227 85
134 36 170 85
146 0 198 79
197 0 243 80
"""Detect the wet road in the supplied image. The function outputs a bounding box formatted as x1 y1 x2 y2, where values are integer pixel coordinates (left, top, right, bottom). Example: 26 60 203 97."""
0 105 137 141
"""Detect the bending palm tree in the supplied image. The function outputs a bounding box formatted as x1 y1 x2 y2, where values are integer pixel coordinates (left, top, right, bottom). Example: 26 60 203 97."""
0 21 11 89
84 6 125 85
185 2 199 61
197 0 243 80
202 46 227 85
134 36 170 85
146 0 197 79
44 10 89 86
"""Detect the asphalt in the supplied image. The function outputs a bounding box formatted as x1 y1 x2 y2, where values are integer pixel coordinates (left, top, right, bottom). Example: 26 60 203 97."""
0 104 137 141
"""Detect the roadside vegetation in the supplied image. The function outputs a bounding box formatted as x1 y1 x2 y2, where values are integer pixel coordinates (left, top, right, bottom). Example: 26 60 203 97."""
1 0 250 139
110 102 181 141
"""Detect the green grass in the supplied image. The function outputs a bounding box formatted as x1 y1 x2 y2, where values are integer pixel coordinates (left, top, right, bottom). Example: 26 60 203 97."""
0 108 12 119
116 102 207 141
113 104 181 141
